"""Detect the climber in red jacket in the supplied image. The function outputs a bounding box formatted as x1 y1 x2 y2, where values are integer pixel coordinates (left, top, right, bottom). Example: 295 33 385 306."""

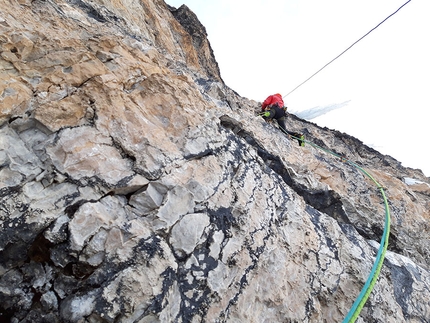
261 93 305 146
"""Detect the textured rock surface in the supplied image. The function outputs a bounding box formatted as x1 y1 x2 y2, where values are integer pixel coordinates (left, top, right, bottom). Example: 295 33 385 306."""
1 0 430 322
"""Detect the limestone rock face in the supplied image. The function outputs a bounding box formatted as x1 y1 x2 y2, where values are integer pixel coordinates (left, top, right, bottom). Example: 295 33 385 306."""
1 1 430 322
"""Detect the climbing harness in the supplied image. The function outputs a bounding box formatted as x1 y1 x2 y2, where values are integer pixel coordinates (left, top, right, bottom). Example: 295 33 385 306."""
283 0 412 98
258 111 305 146
266 118 391 322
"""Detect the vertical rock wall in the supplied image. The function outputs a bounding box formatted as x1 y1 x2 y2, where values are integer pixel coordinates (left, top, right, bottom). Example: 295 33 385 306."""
1 0 430 322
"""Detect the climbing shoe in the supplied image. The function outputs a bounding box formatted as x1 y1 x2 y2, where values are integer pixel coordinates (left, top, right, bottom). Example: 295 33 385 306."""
290 132 305 147
298 134 305 147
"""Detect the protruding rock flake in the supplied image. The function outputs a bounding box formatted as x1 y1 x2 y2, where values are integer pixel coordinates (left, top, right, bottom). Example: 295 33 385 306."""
0 0 429 322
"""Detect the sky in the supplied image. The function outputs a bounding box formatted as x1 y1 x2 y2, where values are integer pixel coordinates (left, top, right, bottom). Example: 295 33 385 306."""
165 0 430 177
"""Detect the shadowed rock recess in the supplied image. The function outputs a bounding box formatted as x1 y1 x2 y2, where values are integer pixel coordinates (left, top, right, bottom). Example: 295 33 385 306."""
1 1 430 322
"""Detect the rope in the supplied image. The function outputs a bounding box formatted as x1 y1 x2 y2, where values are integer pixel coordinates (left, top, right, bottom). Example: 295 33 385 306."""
341 164 391 323
283 0 412 98
274 123 391 322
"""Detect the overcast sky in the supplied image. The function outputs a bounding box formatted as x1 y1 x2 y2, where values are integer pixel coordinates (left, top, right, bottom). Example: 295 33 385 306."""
165 0 430 177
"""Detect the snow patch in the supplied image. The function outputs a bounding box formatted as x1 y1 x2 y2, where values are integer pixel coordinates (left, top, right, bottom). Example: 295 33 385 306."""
293 100 351 120
404 177 428 186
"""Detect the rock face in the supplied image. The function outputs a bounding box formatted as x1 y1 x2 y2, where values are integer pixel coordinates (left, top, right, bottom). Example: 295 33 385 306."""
1 1 430 322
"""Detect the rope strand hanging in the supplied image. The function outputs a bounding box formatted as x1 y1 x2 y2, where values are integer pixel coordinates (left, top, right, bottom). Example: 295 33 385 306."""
283 0 412 99
274 126 391 323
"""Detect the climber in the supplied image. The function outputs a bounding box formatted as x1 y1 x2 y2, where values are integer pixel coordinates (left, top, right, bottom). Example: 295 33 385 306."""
261 93 305 147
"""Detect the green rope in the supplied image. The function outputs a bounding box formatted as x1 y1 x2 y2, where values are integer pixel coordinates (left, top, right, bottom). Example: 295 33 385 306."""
341 163 391 323
273 123 391 322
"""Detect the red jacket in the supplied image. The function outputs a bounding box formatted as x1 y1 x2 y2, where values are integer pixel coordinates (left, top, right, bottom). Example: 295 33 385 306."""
262 93 284 110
